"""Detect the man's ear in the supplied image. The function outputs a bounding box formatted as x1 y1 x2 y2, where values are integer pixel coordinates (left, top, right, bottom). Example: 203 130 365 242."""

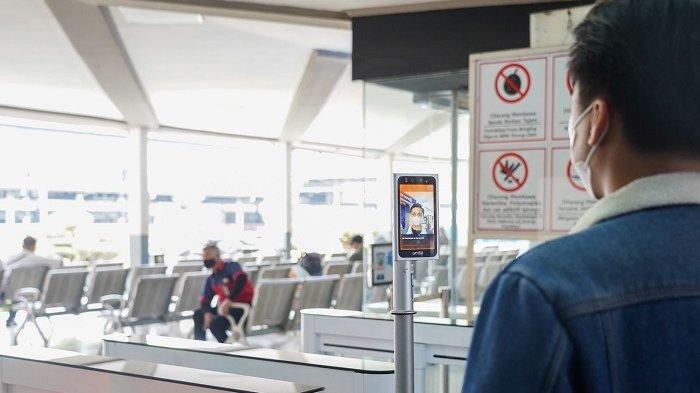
588 98 611 146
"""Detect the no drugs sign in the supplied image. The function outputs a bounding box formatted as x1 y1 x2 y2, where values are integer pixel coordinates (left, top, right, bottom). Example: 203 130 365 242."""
495 63 531 104
477 57 547 143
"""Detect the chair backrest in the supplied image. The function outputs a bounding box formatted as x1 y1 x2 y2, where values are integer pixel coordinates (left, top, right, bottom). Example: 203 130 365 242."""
85 267 130 305
171 262 203 276
297 275 339 311
92 262 124 269
259 266 291 280
329 252 348 259
172 272 209 314
127 265 168 293
323 262 353 276
243 266 259 285
249 278 300 332
334 273 363 311
127 274 179 320
260 255 281 264
237 256 258 264
6 265 49 300
40 268 89 311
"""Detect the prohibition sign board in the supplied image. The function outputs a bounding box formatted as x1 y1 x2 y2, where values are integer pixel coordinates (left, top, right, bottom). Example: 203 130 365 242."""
552 54 573 140
566 160 586 191
492 152 529 192
477 57 547 143
495 63 531 104
550 148 596 232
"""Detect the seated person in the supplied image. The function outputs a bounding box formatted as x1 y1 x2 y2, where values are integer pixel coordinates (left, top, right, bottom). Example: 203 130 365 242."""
348 234 364 262
2 236 62 327
193 243 254 343
299 252 323 277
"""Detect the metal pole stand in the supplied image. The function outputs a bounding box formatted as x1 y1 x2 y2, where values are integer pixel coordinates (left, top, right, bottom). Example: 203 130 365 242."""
392 258 416 393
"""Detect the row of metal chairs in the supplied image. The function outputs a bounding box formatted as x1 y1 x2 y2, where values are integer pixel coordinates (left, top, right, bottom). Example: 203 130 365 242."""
7 262 209 345
223 272 364 344
8 260 363 345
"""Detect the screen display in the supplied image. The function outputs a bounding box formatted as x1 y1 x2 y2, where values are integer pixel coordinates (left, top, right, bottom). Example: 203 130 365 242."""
371 243 393 286
396 176 438 259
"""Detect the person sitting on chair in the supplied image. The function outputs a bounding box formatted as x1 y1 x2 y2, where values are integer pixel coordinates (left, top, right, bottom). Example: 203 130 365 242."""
193 243 254 343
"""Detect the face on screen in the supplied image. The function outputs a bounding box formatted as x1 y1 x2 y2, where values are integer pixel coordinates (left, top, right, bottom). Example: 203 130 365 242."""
397 176 437 258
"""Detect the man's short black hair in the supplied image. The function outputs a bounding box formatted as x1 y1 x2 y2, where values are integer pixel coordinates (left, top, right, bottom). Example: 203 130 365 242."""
202 243 220 257
410 203 425 214
23 236 36 250
569 0 699 157
351 235 363 245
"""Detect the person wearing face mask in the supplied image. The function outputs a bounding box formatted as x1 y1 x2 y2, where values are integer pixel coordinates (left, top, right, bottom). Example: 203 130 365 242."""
193 243 254 342
404 204 433 235
463 1 700 392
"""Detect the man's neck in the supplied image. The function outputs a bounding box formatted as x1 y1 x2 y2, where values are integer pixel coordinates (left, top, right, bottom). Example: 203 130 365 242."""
599 149 700 196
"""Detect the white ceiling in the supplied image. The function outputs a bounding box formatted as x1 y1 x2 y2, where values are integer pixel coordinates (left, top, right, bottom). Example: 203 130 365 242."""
113 6 352 138
0 0 121 119
0 1 465 158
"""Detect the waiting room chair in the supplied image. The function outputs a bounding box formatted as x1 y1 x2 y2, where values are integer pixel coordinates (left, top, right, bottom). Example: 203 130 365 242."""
323 262 353 276
224 278 301 344
171 262 203 276
261 255 281 264
237 256 258 264
84 266 129 310
334 273 363 311
125 265 168 295
291 275 339 329
168 271 209 322
101 274 178 334
258 266 291 280
13 268 89 346
4 265 49 305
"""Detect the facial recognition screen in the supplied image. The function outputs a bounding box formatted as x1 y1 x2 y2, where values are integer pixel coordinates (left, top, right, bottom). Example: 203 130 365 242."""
371 243 393 286
396 175 438 259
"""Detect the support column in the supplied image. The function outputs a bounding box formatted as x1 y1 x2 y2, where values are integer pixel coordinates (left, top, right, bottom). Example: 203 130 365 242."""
449 91 459 313
128 127 149 266
285 142 293 259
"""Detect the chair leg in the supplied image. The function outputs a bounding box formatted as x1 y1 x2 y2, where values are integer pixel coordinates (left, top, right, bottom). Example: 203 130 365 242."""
11 312 27 346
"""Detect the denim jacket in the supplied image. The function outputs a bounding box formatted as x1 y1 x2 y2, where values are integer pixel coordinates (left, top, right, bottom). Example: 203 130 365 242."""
463 172 700 393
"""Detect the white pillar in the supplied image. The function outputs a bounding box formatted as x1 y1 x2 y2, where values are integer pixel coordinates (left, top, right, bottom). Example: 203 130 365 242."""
128 127 149 266
285 142 293 259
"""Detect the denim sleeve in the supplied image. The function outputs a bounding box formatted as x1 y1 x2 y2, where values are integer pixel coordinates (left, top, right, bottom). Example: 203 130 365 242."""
462 272 572 393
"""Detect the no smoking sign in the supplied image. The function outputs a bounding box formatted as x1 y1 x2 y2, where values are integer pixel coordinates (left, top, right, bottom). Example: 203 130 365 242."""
492 152 529 192
495 63 531 104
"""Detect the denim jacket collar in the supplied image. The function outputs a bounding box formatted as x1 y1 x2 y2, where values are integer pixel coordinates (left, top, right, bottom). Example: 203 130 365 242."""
570 172 700 234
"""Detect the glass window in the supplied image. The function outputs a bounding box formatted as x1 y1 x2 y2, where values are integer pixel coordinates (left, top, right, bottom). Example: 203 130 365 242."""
0 124 129 262
147 133 286 261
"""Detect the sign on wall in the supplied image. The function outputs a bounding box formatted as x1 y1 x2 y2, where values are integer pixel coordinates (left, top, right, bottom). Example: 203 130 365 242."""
470 47 596 238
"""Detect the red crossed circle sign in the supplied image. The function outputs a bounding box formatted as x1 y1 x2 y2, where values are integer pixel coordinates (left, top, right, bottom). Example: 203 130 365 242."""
492 152 528 192
566 160 586 191
494 63 531 104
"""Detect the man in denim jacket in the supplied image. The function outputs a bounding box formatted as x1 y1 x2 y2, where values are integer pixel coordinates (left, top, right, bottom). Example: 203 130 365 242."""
463 1 700 391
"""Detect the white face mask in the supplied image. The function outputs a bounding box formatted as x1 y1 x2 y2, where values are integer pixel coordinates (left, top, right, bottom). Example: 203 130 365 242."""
568 103 609 199
410 216 424 227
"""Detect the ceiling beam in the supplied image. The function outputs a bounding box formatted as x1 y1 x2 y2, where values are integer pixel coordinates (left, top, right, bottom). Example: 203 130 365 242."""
45 0 158 129
77 0 351 29
346 0 576 17
279 50 350 143
386 113 449 154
